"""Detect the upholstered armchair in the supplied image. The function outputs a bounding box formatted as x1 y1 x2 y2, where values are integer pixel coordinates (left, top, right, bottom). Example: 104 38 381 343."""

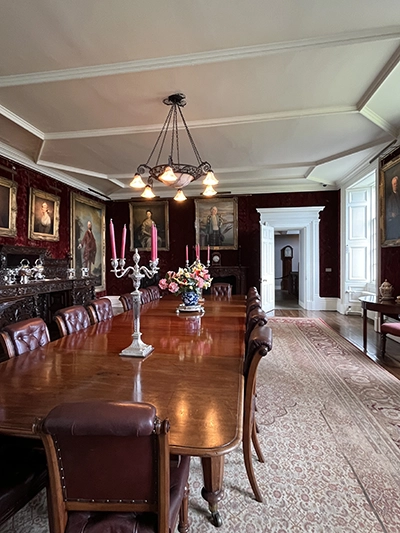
87 297 113 324
54 305 91 337
34 400 190 533
119 292 133 312
0 317 50 359
210 283 232 298
380 321 400 357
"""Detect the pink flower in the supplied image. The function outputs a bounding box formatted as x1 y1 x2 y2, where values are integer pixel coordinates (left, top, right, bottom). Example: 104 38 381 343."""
197 278 205 288
168 282 179 293
159 278 168 290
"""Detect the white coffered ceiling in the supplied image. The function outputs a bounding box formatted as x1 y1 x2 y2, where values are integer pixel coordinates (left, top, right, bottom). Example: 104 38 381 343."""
0 0 399 200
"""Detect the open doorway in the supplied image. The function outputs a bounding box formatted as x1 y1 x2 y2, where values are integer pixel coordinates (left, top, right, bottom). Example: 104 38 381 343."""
257 207 325 312
275 231 300 310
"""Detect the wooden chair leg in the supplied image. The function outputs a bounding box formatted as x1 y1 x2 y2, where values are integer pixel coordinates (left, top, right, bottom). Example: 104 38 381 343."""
243 411 263 502
251 419 265 463
380 332 387 358
178 483 190 533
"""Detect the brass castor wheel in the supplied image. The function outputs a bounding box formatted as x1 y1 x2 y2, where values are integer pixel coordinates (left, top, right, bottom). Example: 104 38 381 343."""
211 511 222 527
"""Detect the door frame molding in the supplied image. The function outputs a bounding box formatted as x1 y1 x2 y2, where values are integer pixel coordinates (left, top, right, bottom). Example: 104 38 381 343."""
257 206 334 310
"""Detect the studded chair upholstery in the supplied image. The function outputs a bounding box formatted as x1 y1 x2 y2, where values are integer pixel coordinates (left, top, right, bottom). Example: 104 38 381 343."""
0 317 50 359
34 401 190 533
87 297 114 324
243 323 273 503
140 288 152 304
147 285 161 301
380 321 400 357
119 293 133 312
53 305 91 338
210 283 232 298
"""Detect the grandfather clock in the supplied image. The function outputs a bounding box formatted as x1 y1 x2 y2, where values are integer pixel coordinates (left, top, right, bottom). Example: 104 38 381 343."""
281 245 293 290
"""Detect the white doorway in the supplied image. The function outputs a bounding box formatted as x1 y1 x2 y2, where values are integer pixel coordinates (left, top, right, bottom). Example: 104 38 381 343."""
257 207 325 312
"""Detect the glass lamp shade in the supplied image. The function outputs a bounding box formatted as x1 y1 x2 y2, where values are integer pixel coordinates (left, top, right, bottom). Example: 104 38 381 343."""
203 171 218 185
203 184 217 197
130 173 146 188
158 166 177 184
173 189 187 202
141 185 156 199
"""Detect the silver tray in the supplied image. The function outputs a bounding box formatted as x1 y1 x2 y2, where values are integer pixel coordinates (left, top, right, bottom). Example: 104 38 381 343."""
176 304 204 313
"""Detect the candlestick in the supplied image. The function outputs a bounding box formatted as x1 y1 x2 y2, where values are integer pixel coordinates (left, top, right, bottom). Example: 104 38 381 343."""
121 224 127 259
151 224 157 262
207 245 210 264
196 243 200 260
111 249 159 357
109 219 117 260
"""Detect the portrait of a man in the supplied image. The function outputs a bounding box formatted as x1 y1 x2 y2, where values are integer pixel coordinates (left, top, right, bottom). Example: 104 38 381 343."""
195 198 238 250
381 156 400 246
0 184 10 229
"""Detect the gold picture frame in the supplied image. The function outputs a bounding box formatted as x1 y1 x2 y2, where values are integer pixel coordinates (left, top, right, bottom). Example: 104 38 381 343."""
380 154 400 247
195 197 238 250
71 193 106 291
28 188 60 241
0 176 17 237
129 200 170 251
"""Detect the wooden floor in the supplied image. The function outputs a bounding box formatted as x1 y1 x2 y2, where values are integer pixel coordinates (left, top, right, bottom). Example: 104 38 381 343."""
272 291 400 380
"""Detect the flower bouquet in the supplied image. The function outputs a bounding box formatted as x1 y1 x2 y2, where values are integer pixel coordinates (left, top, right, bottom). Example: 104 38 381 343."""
159 262 212 307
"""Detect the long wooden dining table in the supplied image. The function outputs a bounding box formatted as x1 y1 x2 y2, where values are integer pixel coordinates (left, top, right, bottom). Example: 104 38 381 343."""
0 294 246 527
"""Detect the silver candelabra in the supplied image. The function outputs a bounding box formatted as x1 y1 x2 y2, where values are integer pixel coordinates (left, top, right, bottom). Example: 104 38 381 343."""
185 258 210 268
111 249 159 357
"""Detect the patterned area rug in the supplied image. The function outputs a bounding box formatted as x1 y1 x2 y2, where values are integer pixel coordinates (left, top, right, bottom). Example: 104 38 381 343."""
3 317 400 533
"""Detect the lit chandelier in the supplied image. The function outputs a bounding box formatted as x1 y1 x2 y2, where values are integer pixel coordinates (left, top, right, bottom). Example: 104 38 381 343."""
130 93 218 201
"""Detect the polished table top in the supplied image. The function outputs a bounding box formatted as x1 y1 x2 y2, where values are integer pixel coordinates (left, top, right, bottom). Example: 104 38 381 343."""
0 295 245 457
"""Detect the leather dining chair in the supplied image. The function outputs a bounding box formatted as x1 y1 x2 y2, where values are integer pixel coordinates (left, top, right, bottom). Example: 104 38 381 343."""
87 297 113 324
53 305 91 337
380 321 400 357
119 292 133 312
0 435 48 528
243 323 273 503
34 400 190 533
0 319 49 526
210 282 232 298
0 317 50 359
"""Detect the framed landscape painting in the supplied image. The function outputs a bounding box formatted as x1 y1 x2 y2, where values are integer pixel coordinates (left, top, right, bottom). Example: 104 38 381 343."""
129 200 169 251
70 193 106 291
28 188 60 241
195 197 238 250
380 155 400 247
0 176 17 237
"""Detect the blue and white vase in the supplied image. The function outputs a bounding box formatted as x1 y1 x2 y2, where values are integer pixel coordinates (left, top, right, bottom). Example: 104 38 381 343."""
181 291 199 307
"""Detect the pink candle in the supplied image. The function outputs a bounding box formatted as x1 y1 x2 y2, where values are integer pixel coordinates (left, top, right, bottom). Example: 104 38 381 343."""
207 245 210 263
151 223 157 261
196 244 200 260
109 219 117 259
120 224 127 259
185 245 189 262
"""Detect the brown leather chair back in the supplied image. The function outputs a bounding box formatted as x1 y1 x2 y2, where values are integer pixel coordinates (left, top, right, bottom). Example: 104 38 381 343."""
147 285 161 301
210 283 232 297
247 287 259 300
53 305 91 337
245 308 269 348
140 287 152 304
246 298 262 317
0 317 50 358
119 292 133 311
87 297 113 324
34 401 190 533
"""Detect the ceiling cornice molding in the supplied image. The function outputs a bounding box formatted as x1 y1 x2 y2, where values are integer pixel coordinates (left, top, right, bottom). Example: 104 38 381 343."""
359 106 399 137
0 27 399 88
0 141 106 199
45 106 357 140
36 159 110 180
0 104 44 139
357 44 400 110
314 138 393 166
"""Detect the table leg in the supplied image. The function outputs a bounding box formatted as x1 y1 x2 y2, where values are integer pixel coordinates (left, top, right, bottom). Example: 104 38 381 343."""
201 456 225 527
362 307 367 352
